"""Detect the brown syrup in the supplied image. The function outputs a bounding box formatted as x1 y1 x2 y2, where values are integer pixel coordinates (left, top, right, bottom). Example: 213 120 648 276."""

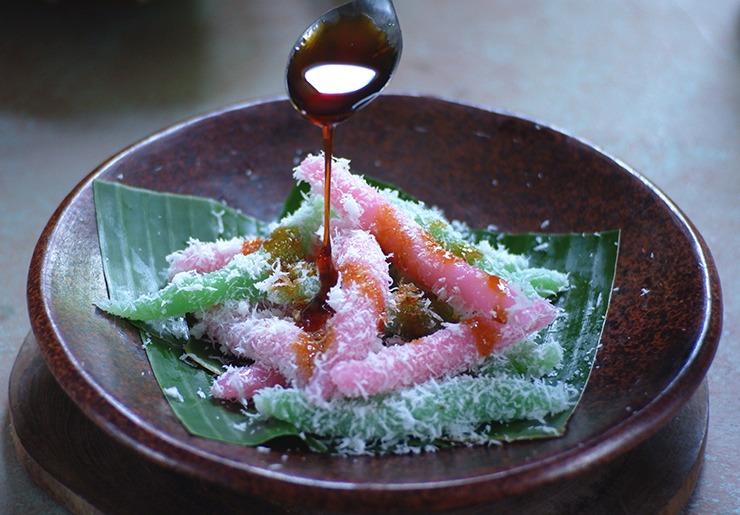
466 316 502 357
288 9 400 331
299 243 338 332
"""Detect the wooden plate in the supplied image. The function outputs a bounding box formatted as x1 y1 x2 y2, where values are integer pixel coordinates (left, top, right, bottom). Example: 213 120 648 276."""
26 96 722 513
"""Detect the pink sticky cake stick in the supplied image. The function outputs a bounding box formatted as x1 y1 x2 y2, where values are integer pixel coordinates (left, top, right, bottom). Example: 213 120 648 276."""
330 312 555 398
211 362 287 401
199 309 307 384
166 237 260 279
304 228 392 401
329 323 479 398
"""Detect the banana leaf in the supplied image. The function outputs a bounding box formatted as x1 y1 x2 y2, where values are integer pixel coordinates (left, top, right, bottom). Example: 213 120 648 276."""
94 180 294 445
93 179 618 448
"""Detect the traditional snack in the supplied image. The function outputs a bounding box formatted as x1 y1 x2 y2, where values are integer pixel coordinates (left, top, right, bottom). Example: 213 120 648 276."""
98 155 587 454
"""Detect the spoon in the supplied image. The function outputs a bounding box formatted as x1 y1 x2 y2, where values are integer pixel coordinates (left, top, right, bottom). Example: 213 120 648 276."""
286 0 402 127
285 0 402 331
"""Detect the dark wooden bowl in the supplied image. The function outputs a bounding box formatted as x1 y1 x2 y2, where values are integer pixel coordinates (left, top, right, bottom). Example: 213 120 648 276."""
27 95 722 513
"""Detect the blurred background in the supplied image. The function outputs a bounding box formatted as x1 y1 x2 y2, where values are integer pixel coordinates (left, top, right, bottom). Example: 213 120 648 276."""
1 0 738 512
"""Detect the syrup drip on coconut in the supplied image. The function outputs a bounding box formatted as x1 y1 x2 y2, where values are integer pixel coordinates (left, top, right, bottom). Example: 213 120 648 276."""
286 0 401 331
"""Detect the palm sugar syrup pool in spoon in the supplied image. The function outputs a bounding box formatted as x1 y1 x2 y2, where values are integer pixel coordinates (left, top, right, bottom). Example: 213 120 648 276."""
286 0 402 331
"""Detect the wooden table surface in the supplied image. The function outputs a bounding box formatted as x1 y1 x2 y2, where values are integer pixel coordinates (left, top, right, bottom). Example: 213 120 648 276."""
1 1 737 512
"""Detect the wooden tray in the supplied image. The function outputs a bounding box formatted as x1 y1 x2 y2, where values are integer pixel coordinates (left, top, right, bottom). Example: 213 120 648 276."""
10 331 707 514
